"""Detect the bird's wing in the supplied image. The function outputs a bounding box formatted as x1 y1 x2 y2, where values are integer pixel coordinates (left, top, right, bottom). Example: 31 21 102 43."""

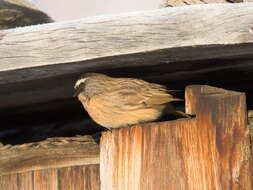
102 79 182 110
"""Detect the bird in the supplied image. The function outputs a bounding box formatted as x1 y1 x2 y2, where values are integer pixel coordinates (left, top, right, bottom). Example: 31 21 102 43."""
74 73 188 129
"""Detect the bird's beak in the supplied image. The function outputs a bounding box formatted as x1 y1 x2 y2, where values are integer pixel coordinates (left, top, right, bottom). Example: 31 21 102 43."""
73 88 82 98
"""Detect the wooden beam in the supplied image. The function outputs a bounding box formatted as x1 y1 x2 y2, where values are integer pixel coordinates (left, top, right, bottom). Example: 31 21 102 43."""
100 85 252 189
0 3 253 72
0 135 99 176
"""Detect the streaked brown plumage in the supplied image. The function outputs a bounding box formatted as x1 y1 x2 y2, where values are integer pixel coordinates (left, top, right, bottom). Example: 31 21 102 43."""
74 73 188 129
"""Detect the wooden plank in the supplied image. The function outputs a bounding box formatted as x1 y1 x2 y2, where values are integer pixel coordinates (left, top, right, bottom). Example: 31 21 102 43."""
0 136 99 176
0 173 20 190
82 164 100 190
100 85 252 190
17 171 34 190
57 167 81 190
0 3 253 72
0 171 34 190
0 165 100 190
185 85 252 190
58 165 100 190
34 168 57 190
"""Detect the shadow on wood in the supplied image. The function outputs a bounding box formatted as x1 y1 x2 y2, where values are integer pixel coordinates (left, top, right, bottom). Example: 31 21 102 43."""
100 85 252 190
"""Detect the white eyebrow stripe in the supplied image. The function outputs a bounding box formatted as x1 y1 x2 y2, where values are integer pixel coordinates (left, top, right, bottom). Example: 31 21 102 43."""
74 78 87 89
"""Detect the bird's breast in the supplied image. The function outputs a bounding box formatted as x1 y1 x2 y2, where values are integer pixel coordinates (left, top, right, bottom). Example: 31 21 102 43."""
82 96 165 128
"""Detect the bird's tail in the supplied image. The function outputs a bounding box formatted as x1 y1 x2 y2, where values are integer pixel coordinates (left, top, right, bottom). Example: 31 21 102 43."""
173 110 191 118
164 103 190 118
170 97 184 102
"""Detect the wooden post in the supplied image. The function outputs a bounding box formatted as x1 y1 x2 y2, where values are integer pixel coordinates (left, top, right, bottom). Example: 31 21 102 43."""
100 85 252 190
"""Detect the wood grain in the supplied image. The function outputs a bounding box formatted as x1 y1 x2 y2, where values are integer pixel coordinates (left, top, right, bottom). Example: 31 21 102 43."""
0 3 253 72
58 165 100 190
0 165 100 190
0 136 99 176
100 85 252 190
34 168 58 190
0 173 20 190
0 171 33 190
17 171 34 190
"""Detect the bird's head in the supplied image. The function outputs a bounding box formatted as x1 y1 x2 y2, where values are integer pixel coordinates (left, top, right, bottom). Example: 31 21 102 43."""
74 73 108 99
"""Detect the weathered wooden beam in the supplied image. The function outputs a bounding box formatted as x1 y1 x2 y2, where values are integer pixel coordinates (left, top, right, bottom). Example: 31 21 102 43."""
0 3 253 73
100 85 252 189
0 135 99 176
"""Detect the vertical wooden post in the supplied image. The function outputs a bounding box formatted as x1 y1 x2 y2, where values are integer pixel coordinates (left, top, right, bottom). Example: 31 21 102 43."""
100 85 252 190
